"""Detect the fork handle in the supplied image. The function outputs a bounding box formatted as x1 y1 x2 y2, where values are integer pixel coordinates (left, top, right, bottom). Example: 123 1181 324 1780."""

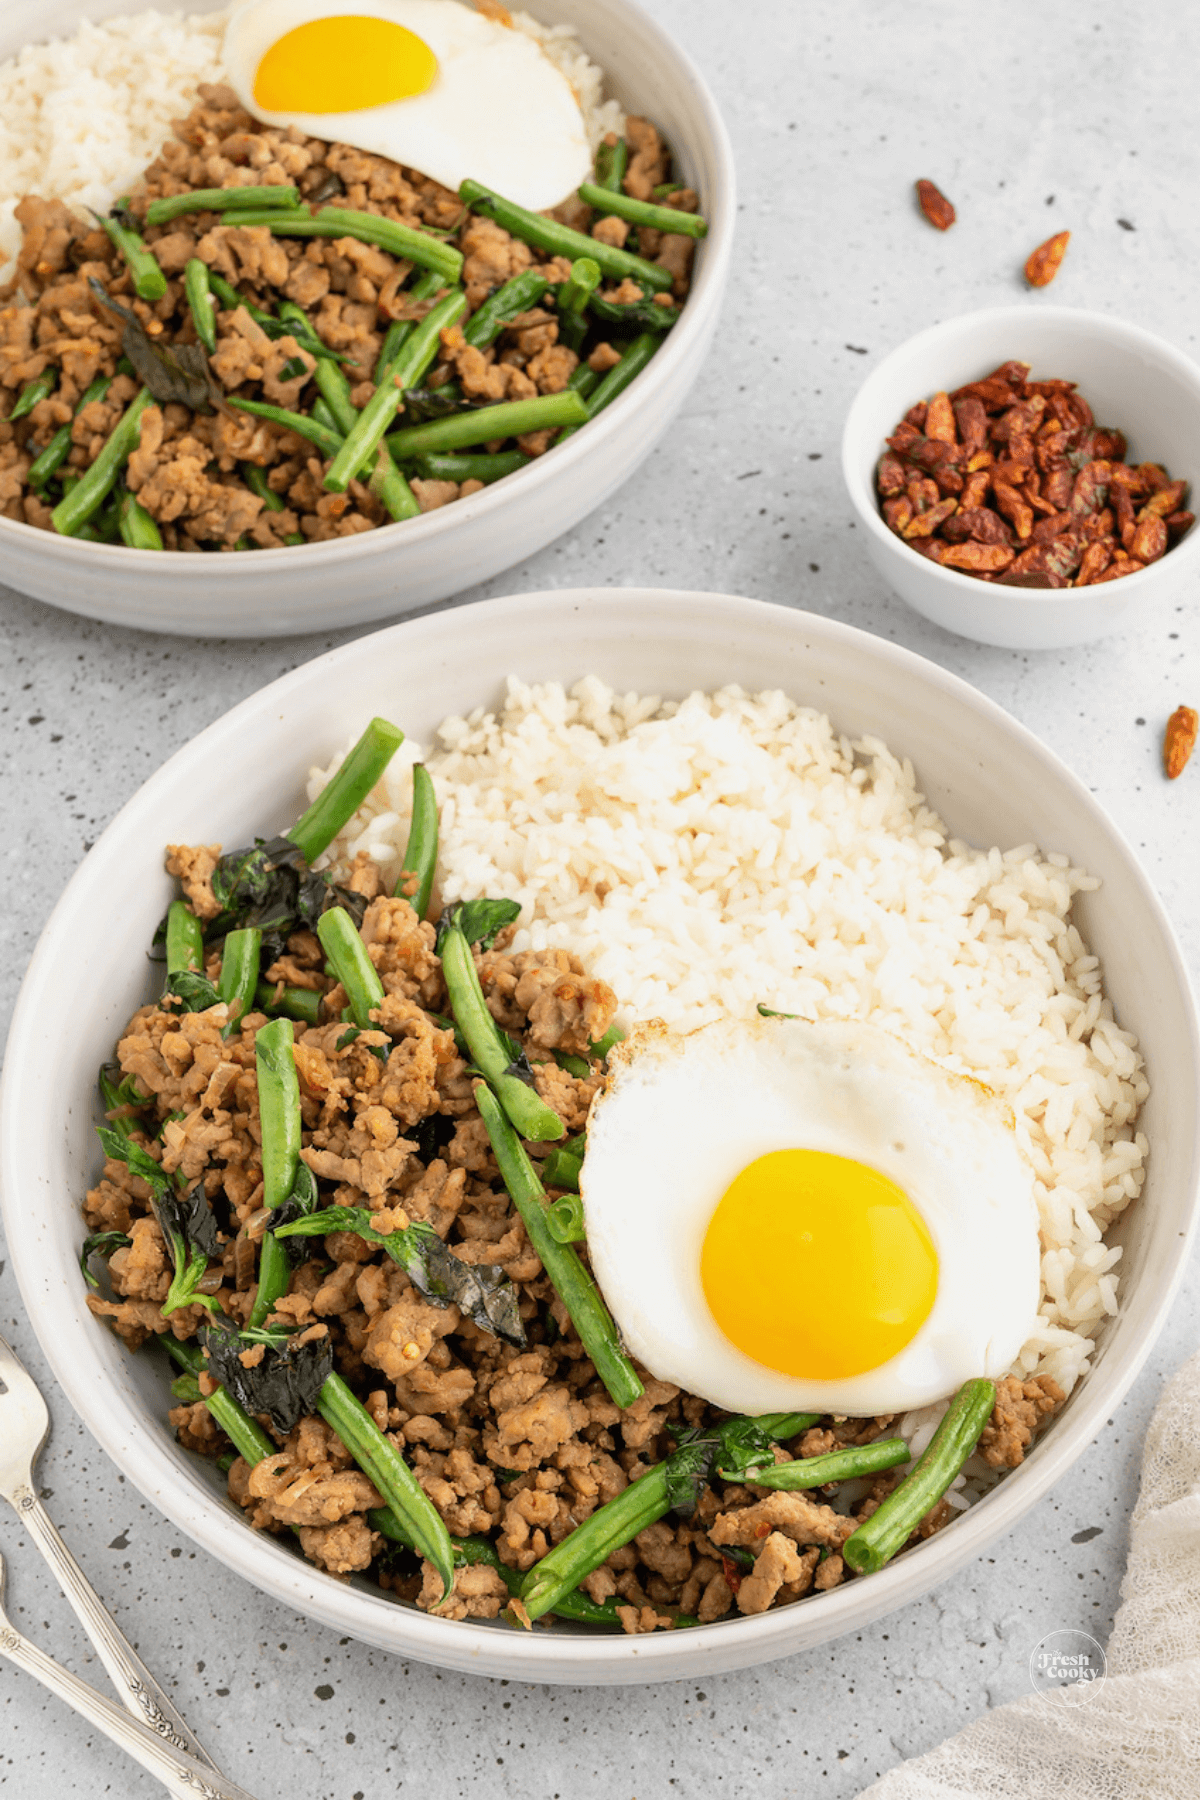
0 1619 259 1800
14 1482 219 1769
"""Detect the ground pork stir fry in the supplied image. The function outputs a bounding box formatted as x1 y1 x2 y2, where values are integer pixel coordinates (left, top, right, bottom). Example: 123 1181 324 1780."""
1 89 699 549
83 818 1064 1632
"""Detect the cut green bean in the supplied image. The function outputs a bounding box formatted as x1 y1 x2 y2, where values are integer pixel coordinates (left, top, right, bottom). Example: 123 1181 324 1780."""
27 425 73 488
325 288 467 492
184 257 217 353
288 715 405 863
51 387 154 537
227 397 343 458
8 367 57 421
316 907 385 1029
311 396 340 433
475 1086 643 1414
412 449 530 484
463 269 550 350
551 1049 591 1080
542 1143 583 1191
375 269 448 380
118 491 163 550
577 181 708 240
369 445 422 521
397 764 438 917
728 1438 911 1490
386 389 586 461
589 1023 626 1059
557 257 601 317
567 363 601 401
160 1337 276 1467
165 901 205 976
241 462 285 511
288 317 418 520
144 184 302 227
843 1380 995 1575
224 205 463 283
216 926 261 1037
247 1016 302 1331
440 925 565 1142
311 355 359 435
255 979 323 1027
459 178 672 293
594 136 628 193
317 1371 453 1597
209 271 352 366
558 334 658 442
100 205 168 302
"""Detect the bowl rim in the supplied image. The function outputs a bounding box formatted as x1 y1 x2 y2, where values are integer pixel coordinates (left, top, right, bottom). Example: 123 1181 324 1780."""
840 302 1200 609
0 0 735 577
3 586 1197 1679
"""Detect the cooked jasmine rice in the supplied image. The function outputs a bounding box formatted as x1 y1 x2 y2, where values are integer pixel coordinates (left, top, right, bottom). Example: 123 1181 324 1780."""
0 3 623 284
313 677 1149 1415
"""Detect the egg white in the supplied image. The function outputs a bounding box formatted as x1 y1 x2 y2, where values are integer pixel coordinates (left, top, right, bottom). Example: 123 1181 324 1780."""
581 1015 1042 1417
223 0 591 209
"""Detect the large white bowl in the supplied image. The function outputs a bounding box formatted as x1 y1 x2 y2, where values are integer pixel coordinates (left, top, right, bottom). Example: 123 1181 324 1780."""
0 1 733 637
841 306 1200 650
3 589 1197 1685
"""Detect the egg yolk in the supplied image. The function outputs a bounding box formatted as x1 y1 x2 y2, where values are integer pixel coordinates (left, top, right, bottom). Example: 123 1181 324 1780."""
699 1149 938 1380
253 16 439 114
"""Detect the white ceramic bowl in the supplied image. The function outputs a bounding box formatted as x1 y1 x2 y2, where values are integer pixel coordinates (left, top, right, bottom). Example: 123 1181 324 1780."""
0 0 733 638
3 589 1197 1685
841 305 1200 650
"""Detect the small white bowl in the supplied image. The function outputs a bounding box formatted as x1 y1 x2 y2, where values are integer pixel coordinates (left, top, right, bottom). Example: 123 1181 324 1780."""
0 0 733 638
3 589 1198 1685
841 305 1200 650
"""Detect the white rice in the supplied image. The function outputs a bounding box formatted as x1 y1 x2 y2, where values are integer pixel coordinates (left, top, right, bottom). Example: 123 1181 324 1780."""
313 677 1150 1418
0 3 623 284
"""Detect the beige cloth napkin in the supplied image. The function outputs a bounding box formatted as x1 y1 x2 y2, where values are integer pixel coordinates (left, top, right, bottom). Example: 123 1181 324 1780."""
857 1347 1200 1799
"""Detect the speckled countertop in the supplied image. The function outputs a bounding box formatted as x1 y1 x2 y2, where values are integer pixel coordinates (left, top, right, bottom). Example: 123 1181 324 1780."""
1 2 1198 1794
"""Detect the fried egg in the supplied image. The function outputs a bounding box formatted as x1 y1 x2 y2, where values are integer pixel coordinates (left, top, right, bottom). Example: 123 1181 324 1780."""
581 1015 1041 1416
223 0 591 209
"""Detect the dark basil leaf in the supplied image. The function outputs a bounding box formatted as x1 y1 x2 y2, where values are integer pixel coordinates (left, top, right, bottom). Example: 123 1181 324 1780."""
662 1431 719 1516
202 1316 333 1434
435 897 521 953
157 1180 222 1262
79 1230 132 1288
412 1111 457 1165
268 1162 322 1267
399 385 493 424
278 355 309 383
96 1126 172 1196
208 834 366 964
587 289 678 333
88 278 224 410
162 969 222 1014
501 1045 537 1089
710 1418 778 1484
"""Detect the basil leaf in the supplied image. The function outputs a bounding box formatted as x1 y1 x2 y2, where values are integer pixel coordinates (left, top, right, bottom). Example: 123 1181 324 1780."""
202 1316 333 1434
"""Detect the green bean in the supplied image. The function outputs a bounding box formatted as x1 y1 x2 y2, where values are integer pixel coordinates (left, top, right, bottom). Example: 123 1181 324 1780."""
475 1086 643 1413
225 205 463 284
843 1380 995 1575
144 184 302 227
567 364 601 403
594 136 628 193
100 205 168 301
577 181 708 240
284 532 305 545
463 269 550 350
27 371 112 488
216 926 261 1037
247 1017 302 1331
589 1023 626 1059
317 1372 453 1597
254 978 323 1028
368 445 422 522
558 334 658 442
209 271 352 366
311 396 340 434
542 1143 583 1190
386 389 586 460
118 491 163 550
51 387 154 537
439 925 565 1142
310 354 359 435
729 1437 911 1489
7 367 57 421
184 257 217 354
396 764 438 917
551 1049 591 1079
240 462 285 511
287 315 419 521
226 397 343 457
375 269 447 380
557 257 602 318
459 178 673 293
288 715 405 863
165 901 205 976
316 907 385 1029
160 1338 276 1467
325 288 467 493
412 449 530 484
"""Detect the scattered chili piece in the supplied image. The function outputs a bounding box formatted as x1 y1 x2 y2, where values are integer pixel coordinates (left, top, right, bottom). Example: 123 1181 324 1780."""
1163 706 1198 779
1025 230 1070 287
916 180 956 231
875 361 1192 588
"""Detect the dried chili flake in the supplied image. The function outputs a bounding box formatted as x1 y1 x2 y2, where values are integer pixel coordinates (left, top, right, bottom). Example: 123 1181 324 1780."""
915 180 956 230
1163 706 1198 780
1025 230 1071 287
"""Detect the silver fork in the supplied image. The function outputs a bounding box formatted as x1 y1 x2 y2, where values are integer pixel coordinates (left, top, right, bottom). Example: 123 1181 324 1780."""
0 1550 262 1800
0 1331 218 1768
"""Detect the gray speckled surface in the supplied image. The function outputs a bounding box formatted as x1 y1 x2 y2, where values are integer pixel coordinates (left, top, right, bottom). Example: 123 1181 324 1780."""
1 1 1198 1794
